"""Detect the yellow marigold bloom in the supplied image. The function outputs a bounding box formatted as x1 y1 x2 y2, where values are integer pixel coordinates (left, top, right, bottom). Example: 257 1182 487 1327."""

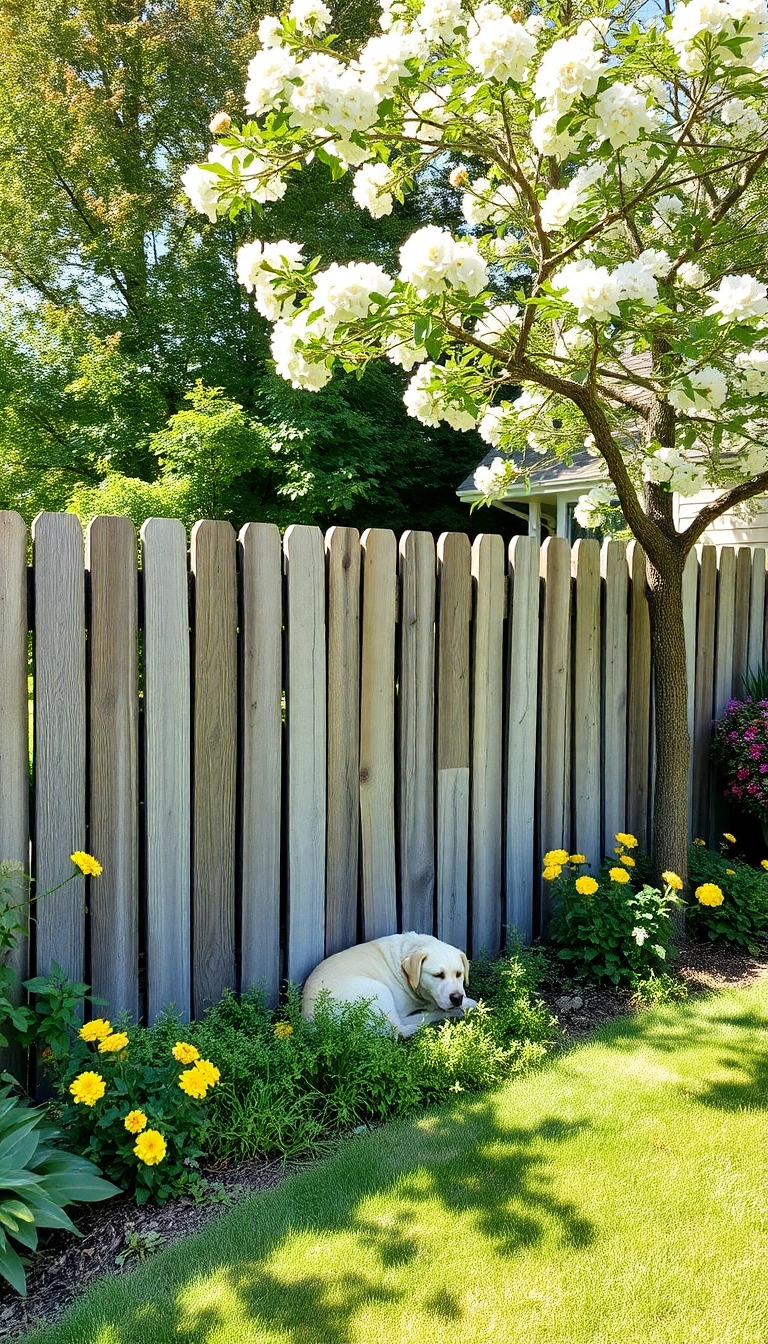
762 860 768 872
134 1129 167 1166
723 833 736 844
615 833 638 849
69 1071 106 1107
693 838 706 846
274 1021 294 1039
543 849 568 868
98 1031 129 1054
662 871 683 891
172 1041 200 1065
70 851 103 877
178 1067 209 1100
79 1018 112 1043
194 1058 220 1087
542 865 562 881
575 876 598 896
725 868 735 876
124 1110 147 1134
609 867 630 885
695 883 724 907
620 854 635 868
568 854 587 865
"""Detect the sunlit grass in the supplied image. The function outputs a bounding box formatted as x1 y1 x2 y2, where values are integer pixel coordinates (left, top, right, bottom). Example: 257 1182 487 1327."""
23 981 768 1344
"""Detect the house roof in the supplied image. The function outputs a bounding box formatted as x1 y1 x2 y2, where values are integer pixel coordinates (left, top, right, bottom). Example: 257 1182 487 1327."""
457 447 607 500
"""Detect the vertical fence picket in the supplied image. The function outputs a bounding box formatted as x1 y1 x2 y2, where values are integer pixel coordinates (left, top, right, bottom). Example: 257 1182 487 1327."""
0 513 30 1004
626 542 651 849
733 547 752 697
239 523 282 1002
190 521 237 1015
682 549 699 837
571 540 601 867
142 518 191 1022
506 537 540 943
436 533 471 950
284 525 326 984
538 537 571 931
399 531 436 935
748 548 766 676
32 513 86 984
714 547 737 718
87 517 139 1019
325 527 361 956
470 534 504 956
359 529 397 940
600 539 628 861
693 545 717 839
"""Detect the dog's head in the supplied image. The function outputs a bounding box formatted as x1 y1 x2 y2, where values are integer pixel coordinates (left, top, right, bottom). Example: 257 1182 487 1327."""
401 937 470 1011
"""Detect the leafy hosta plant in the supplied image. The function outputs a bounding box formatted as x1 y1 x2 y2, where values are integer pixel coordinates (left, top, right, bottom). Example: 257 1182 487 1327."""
0 1083 118 1296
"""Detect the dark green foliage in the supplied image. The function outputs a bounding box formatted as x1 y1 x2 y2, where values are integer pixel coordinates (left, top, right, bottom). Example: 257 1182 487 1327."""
548 862 681 985
687 842 768 951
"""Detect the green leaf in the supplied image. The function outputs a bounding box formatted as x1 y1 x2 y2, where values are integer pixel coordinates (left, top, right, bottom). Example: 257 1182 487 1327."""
0 1241 27 1296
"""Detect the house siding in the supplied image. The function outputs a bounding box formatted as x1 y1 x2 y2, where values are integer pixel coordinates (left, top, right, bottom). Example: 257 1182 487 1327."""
676 490 768 547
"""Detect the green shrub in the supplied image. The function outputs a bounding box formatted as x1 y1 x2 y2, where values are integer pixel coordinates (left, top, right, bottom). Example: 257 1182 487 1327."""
0 1083 118 1295
687 840 768 951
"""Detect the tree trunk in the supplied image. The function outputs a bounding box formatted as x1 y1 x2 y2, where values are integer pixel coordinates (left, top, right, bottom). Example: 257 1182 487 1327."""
646 553 690 919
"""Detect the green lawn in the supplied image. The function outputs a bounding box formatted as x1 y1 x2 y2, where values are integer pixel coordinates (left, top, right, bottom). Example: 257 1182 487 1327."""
24 981 768 1344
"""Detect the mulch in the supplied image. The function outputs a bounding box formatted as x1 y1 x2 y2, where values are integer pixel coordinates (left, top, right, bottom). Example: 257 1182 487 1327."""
2 941 768 1342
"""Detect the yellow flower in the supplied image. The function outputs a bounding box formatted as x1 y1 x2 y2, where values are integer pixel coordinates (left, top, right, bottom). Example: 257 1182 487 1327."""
542 865 562 881
761 860 768 872
274 1022 294 1039
69 1071 106 1107
134 1129 167 1166
693 838 706 846
575 876 599 896
70 851 103 877
124 1110 147 1134
620 854 635 868
615 833 638 849
695 883 724 907
662 871 683 891
723 833 736 844
194 1058 220 1087
178 1067 209 1100
543 849 568 868
725 868 735 876
172 1041 200 1065
609 867 630 885
568 854 587 865
79 1018 112 1043
98 1031 129 1054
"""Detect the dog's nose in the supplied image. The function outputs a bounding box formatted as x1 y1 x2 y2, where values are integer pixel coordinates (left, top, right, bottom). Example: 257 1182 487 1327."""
449 991 464 1007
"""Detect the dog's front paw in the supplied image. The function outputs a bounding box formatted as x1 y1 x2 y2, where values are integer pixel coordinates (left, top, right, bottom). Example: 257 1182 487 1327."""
463 996 478 1011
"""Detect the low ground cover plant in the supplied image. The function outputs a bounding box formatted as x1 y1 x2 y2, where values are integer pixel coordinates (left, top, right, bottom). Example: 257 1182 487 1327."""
687 835 768 951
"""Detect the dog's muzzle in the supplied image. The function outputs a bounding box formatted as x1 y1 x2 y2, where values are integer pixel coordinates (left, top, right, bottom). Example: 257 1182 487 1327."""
449 991 464 1007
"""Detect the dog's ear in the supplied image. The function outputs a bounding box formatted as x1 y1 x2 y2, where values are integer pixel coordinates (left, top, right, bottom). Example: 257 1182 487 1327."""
461 951 470 986
402 948 428 991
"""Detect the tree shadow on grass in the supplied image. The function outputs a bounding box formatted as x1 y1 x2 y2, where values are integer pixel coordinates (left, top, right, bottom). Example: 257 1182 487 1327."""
46 1102 595 1344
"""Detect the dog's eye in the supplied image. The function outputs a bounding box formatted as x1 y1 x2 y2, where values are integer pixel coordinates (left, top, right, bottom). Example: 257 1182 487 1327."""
435 971 445 979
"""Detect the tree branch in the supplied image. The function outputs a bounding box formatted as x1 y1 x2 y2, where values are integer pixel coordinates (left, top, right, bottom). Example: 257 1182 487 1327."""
680 470 768 550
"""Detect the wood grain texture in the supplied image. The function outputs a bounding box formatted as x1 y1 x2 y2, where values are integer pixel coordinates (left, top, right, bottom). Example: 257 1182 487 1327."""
692 545 717 840
681 549 699 837
141 518 191 1022
626 542 651 850
87 517 139 1019
436 533 471 949
732 547 751 696
190 521 237 1015
506 537 540 944
325 527 360 956
538 538 571 931
399 531 436 936
470 534 504 956
239 523 282 1002
284 525 326 985
571 540 601 867
0 513 30 996
32 513 86 984
748 548 766 675
713 547 736 718
600 540 628 859
359 529 397 940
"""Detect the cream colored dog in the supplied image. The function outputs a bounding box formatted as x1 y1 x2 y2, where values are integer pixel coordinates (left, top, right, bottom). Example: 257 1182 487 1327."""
301 932 477 1039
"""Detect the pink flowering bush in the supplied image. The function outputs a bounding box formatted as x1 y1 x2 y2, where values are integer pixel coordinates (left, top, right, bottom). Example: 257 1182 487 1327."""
712 699 768 822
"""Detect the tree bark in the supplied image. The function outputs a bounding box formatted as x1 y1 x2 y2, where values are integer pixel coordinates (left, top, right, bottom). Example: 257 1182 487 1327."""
646 552 690 928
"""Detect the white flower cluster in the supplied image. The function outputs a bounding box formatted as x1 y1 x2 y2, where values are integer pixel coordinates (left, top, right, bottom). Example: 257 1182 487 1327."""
181 144 286 220
403 363 478 430
271 312 332 390
288 0 332 34
473 456 510 498
474 304 520 345
398 226 488 297
352 162 396 217
554 252 664 322
667 0 767 72
478 404 513 445
312 261 394 333
530 109 579 160
354 31 413 96
532 20 606 113
539 162 610 233
591 82 656 149
245 40 380 163
573 484 613 528
477 388 547 444
236 239 305 320
642 446 708 495
677 260 708 288
403 87 451 143
720 96 764 138
385 334 428 370
668 364 728 415
706 274 768 323
735 348 768 392
466 3 537 84
415 0 463 45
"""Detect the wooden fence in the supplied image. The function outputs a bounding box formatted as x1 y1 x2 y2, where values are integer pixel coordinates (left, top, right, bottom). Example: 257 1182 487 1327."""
0 511 765 1023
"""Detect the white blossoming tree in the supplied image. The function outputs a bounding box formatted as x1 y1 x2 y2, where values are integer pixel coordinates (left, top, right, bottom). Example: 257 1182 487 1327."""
182 0 768 891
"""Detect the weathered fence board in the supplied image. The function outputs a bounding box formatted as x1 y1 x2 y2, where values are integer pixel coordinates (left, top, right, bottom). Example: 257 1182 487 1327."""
32 513 86 985
748 548 766 675
682 548 698 835
470 534 504 956
692 545 717 839
572 540 601 866
601 539 628 859
239 522 282 1002
436 532 471 949
359 529 397 940
626 543 651 849
506 536 540 943
733 547 752 696
325 527 361 956
538 537 571 930
399 531 436 935
87 517 139 1020
714 546 737 719
0 513 29 993
284 525 326 985
190 521 237 1015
